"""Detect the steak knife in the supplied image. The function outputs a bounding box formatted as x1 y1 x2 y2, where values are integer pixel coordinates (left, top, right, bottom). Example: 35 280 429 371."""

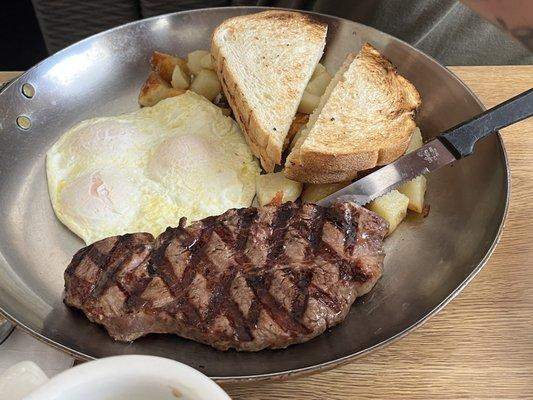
319 88 533 206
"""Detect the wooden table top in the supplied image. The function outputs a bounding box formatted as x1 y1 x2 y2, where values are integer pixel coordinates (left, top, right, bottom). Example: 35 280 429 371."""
1 66 532 399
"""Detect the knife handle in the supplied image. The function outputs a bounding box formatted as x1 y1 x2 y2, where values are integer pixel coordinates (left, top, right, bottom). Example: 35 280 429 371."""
440 88 533 159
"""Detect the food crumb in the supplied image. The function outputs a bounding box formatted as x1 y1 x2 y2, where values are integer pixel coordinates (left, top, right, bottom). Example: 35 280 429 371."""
330 117 335 121
269 191 284 206
171 388 182 398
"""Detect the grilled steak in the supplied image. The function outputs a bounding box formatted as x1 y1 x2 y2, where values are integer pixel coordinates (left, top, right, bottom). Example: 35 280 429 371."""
64 202 388 351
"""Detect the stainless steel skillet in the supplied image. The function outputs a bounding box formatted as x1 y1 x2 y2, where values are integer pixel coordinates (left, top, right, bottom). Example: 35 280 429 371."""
0 6 509 381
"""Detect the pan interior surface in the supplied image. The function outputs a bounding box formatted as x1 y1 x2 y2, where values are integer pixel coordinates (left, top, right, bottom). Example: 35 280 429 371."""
0 7 508 380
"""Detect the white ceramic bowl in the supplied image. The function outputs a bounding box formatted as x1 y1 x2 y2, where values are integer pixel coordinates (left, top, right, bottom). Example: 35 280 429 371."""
24 356 230 400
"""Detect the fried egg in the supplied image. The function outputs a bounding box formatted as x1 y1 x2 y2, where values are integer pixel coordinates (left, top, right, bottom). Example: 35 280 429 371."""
47 91 260 244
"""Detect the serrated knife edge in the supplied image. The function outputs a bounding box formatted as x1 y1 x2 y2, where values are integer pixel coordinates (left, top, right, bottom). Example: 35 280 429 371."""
317 139 457 206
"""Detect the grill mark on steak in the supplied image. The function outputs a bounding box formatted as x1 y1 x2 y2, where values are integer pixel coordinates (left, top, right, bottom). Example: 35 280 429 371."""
246 273 311 336
319 241 370 283
265 202 297 266
152 225 207 331
69 246 91 271
64 202 388 351
122 249 153 310
205 268 253 342
90 235 134 298
309 283 342 313
140 233 177 309
325 207 358 253
247 297 261 326
207 209 259 340
169 221 217 331
124 277 152 309
307 207 326 257
85 245 115 270
290 269 312 320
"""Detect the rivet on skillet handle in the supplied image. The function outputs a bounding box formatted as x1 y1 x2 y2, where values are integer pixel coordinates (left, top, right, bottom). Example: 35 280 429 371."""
1 79 35 131
440 88 533 159
16 115 32 130
22 83 36 98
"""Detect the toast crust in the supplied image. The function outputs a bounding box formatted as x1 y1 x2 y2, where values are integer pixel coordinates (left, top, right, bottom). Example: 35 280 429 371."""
212 11 327 172
285 44 421 183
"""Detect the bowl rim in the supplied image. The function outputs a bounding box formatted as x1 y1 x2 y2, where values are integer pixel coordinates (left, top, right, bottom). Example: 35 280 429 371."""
24 355 231 399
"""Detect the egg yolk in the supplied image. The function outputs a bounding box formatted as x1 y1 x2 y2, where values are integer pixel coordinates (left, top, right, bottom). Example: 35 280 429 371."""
60 169 141 230
147 134 216 184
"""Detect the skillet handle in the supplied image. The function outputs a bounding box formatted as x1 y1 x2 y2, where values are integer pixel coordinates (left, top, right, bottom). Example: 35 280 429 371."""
440 88 533 159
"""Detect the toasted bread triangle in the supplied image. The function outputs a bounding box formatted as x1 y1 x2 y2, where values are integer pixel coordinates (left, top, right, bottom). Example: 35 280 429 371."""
285 44 421 183
212 11 327 172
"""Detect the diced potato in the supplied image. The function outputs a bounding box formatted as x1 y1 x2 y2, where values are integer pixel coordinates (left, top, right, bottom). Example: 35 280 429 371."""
406 127 423 153
285 113 309 148
171 64 190 89
399 127 427 212
368 190 409 235
398 175 427 213
312 63 327 79
200 53 215 70
190 69 222 101
256 172 303 206
138 73 185 107
305 71 332 96
298 91 320 114
301 181 351 203
187 50 210 75
150 51 188 83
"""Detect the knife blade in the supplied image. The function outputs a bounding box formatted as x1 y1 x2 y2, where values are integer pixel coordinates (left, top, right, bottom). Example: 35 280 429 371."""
318 88 533 206
318 139 456 206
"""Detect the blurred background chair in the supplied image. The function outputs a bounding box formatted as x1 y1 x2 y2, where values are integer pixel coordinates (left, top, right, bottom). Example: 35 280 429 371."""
0 0 531 70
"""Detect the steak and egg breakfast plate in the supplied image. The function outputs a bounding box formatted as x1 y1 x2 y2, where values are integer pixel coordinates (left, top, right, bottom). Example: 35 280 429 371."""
0 7 514 380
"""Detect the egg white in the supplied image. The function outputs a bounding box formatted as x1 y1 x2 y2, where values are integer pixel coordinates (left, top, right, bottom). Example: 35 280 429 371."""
47 92 260 244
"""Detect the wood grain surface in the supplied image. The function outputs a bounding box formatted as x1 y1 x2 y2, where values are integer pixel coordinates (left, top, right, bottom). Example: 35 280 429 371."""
1 67 532 399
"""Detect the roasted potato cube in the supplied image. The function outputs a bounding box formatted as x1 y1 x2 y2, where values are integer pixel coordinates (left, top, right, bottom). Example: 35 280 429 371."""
200 53 215 70
298 91 320 114
187 50 210 75
369 190 409 235
190 69 221 101
301 181 351 203
312 63 327 79
406 127 423 153
398 175 427 213
285 113 309 148
256 172 303 206
399 127 426 212
139 73 185 107
305 70 332 96
150 51 188 83
171 64 190 89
